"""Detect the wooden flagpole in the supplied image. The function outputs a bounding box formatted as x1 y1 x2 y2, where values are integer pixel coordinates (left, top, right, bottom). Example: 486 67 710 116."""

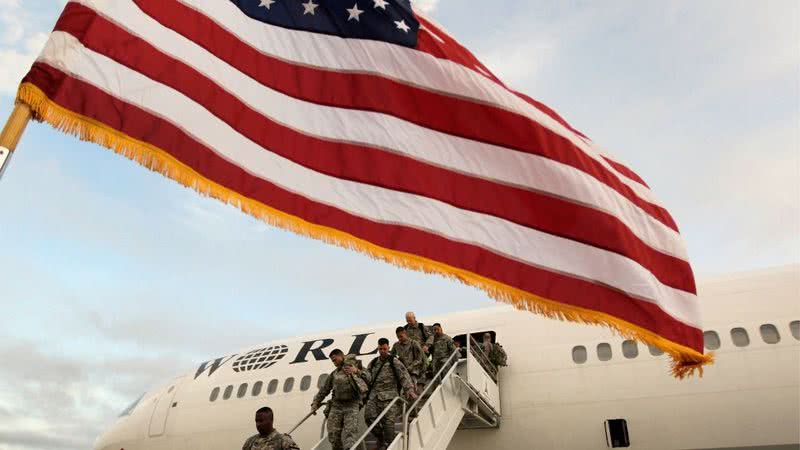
0 103 32 180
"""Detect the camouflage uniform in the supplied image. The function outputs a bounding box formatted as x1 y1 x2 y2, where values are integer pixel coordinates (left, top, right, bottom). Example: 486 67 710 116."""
312 361 369 450
241 430 299 450
485 342 508 367
404 322 433 384
404 322 433 350
430 333 456 376
391 339 425 386
364 354 415 446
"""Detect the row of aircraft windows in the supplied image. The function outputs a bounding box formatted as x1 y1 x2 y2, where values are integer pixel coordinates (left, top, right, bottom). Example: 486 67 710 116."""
209 373 329 402
572 321 800 364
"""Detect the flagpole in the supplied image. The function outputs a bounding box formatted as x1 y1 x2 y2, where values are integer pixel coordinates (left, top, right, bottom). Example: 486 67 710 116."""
0 102 32 181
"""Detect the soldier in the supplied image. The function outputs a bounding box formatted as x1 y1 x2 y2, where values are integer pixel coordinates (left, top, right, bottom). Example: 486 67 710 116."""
311 349 368 450
241 407 300 450
359 337 417 450
404 312 433 354
482 332 508 367
453 339 467 359
391 326 425 392
430 323 456 377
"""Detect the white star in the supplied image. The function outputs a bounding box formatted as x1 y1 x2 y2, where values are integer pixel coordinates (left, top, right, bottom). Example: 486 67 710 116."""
259 0 276 9
373 0 389 9
394 19 410 33
302 0 319 15
346 3 364 21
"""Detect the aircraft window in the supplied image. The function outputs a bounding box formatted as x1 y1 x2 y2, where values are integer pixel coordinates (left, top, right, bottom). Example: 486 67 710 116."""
703 331 721 350
252 381 263 396
267 379 278 395
597 343 612 361
759 324 780 344
223 385 233 400
647 345 663 356
730 327 750 347
317 373 329 389
300 375 312 391
283 377 295 393
791 321 800 341
209 387 220 402
571 346 587 364
621 340 638 359
237 383 249 398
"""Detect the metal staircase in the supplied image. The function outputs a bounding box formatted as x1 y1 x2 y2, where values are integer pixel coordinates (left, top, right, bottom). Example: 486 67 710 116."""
302 336 501 450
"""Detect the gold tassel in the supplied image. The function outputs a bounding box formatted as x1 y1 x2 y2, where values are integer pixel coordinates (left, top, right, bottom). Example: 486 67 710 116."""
17 82 714 378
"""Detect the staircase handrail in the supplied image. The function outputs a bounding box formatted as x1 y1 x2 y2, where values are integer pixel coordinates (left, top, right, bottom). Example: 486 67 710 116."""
287 401 327 437
467 335 498 381
401 349 462 449
348 396 408 450
404 349 460 419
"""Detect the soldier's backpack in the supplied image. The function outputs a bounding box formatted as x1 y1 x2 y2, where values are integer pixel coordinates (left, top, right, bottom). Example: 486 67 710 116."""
492 343 508 367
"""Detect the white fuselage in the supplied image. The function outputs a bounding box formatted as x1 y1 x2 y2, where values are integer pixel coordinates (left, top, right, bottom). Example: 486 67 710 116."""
95 266 800 449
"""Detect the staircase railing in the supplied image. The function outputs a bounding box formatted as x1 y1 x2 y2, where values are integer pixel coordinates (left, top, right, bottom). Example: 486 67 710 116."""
466 335 498 381
287 401 327 438
401 349 461 449
348 396 408 450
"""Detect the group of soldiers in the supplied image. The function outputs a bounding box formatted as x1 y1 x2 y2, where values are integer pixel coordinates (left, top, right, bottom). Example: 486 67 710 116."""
242 311 507 450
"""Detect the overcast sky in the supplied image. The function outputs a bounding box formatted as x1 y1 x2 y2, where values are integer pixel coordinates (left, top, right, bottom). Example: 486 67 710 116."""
0 1 797 449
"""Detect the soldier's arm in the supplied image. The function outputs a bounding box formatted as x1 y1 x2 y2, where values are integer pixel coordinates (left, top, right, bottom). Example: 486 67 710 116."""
424 327 434 347
312 372 333 407
360 358 375 382
447 337 456 355
411 342 425 372
394 359 415 393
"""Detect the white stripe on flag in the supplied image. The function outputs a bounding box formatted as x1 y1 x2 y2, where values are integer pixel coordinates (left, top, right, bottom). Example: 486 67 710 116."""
67 0 688 261
38 31 701 329
172 0 664 208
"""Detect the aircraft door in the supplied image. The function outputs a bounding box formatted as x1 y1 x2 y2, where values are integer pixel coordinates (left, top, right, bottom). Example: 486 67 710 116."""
148 377 184 437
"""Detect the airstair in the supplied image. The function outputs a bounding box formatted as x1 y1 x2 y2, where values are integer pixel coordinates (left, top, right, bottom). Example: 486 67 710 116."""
298 335 501 450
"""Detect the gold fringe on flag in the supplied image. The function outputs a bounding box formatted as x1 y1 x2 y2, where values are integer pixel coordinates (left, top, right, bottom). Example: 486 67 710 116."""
17 82 713 378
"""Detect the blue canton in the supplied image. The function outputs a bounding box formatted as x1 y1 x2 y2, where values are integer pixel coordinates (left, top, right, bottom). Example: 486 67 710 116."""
230 0 420 48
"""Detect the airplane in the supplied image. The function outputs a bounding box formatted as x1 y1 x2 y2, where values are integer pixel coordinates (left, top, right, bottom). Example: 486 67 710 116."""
93 265 800 450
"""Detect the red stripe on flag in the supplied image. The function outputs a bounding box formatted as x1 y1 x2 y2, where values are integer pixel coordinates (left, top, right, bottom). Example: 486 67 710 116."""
600 156 651 189
414 15 655 190
132 0 677 232
52 3 696 294
22 63 703 352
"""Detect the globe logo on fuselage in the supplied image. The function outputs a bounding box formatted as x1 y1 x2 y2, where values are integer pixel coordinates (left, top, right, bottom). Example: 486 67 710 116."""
232 345 289 372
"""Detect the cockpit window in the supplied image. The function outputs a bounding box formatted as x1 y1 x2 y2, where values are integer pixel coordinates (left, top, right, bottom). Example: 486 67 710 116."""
119 393 144 417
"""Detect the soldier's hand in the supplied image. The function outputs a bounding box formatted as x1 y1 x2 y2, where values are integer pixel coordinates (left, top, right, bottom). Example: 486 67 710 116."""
311 403 319 412
407 391 418 401
343 366 357 375
422 345 429 354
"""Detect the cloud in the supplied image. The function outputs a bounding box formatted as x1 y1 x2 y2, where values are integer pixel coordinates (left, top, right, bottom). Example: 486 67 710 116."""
412 0 440 13
0 0 51 96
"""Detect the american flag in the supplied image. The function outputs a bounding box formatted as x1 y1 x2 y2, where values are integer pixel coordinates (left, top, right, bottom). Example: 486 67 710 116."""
19 0 709 376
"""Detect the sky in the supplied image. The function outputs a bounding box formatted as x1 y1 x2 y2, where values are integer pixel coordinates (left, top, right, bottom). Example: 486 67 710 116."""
0 0 797 449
